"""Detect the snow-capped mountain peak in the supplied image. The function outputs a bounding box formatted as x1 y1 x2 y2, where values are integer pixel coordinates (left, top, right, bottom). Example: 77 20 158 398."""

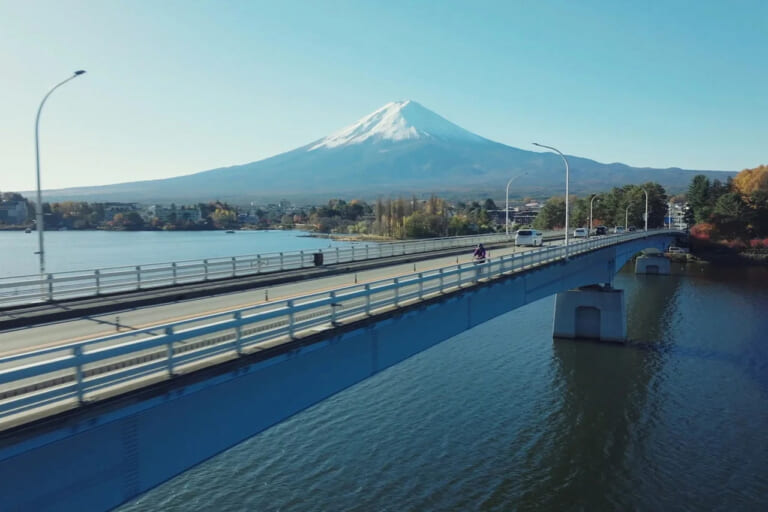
309 100 486 151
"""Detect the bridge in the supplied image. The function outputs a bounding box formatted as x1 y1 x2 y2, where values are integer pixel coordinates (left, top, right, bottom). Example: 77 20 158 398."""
0 230 681 511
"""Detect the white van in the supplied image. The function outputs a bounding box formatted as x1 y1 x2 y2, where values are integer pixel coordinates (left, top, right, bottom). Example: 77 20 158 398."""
573 228 588 238
515 229 543 247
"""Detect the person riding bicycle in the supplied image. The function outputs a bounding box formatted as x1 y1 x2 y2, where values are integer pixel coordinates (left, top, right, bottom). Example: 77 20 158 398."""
473 243 486 263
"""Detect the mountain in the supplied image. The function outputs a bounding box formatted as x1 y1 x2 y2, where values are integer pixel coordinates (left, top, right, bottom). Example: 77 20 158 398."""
42 100 733 203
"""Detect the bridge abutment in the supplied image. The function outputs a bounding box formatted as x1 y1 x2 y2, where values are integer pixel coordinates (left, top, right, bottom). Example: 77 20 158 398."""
553 286 626 342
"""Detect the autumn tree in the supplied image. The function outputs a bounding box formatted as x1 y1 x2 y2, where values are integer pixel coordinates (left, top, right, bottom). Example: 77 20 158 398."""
732 165 768 203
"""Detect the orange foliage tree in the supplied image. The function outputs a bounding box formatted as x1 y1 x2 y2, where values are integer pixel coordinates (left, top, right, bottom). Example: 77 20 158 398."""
732 165 768 202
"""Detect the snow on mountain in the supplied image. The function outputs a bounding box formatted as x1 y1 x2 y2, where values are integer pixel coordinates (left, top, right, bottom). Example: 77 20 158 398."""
309 100 487 151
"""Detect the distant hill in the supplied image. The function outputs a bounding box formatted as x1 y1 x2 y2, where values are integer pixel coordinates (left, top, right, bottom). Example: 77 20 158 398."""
41 100 734 204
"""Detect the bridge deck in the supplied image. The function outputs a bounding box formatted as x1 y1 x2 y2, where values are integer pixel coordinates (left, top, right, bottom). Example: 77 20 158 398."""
0 231 680 432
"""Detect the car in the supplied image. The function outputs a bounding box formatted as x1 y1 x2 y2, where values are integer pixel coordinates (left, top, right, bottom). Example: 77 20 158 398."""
594 226 607 236
573 228 588 238
613 226 625 234
628 226 637 232
515 229 543 247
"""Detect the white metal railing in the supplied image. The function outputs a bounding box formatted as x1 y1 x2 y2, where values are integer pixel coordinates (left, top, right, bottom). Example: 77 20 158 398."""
0 230 679 421
0 233 524 308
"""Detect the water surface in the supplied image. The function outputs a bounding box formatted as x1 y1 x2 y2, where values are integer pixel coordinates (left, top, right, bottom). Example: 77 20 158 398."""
118 262 768 511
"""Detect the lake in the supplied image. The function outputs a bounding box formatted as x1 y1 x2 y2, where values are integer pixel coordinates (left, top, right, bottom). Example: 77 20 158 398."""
0 230 356 278
112 259 768 511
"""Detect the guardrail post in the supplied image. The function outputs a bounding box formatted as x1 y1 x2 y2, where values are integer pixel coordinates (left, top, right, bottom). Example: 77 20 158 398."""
234 311 243 354
352 245 356 261
136 266 141 289
280 252 284 270
418 273 423 299
394 278 399 306
231 257 236 277
165 326 175 376
257 255 262 274
366 245 370 259
203 259 209 280
439 268 444 291
300 250 305 268
171 262 177 285
94 269 101 295
287 300 295 337
365 284 371 314
330 291 338 323
335 247 340 263
47 273 54 301
73 345 84 403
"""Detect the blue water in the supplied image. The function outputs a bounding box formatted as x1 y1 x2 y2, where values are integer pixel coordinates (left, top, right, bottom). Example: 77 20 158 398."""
117 262 768 511
0 230 355 278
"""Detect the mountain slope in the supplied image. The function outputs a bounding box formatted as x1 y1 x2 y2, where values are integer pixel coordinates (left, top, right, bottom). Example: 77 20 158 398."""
42 100 734 203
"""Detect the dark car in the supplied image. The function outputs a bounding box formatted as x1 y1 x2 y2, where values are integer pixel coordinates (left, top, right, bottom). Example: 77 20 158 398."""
628 226 637 232
594 226 607 236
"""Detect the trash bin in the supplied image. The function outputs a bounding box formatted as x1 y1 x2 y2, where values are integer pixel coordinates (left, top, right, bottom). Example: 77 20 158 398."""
313 252 324 266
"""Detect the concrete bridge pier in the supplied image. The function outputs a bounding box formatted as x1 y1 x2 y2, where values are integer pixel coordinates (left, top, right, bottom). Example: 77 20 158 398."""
634 252 671 275
553 285 626 343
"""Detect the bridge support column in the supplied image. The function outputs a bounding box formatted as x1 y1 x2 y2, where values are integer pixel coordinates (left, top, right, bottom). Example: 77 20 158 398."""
553 285 626 343
634 254 671 275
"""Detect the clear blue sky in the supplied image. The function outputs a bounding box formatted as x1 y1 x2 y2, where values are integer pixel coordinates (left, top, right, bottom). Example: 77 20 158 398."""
1 0 765 192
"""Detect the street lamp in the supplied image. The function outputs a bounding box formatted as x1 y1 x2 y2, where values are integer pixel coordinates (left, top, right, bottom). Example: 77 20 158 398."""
589 194 600 237
34 70 86 277
642 188 649 231
533 143 569 255
625 204 632 230
505 172 527 236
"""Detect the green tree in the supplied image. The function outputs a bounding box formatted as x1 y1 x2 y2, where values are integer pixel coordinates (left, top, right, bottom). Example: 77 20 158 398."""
533 197 565 229
688 175 712 223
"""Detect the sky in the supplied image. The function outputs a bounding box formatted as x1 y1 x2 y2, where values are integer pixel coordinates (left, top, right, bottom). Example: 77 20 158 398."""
1 0 766 192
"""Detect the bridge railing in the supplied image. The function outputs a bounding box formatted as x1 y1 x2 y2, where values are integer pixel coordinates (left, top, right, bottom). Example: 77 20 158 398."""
0 230 678 421
0 232 520 308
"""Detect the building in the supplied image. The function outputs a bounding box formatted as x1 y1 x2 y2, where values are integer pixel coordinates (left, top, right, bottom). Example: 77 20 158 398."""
103 203 140 222
0 199 29 225
145 204 203 224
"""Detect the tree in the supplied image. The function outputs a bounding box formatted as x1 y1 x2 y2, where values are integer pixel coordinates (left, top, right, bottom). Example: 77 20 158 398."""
712 192 747 239
211 208 236 229
688 175 712 223
533 197 566 230
683 206 695 229
713 192 745 222
733 165 768 205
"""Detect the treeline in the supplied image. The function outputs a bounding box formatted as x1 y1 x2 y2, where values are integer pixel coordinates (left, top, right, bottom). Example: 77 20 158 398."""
0 195 241 231
687 165 768 247
532 183 668 230
307 196 498 238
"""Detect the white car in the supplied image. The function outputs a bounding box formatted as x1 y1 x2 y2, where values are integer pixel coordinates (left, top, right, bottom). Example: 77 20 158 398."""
573 228 588 238
515 229 543 247
613 226 625 234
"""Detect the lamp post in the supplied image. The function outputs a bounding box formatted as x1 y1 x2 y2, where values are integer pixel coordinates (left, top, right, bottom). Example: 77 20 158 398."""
625 204 632 230
533 143 569 255
505 172 527 236
642 188 649 231
589 194 600 237
34 70 86 277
